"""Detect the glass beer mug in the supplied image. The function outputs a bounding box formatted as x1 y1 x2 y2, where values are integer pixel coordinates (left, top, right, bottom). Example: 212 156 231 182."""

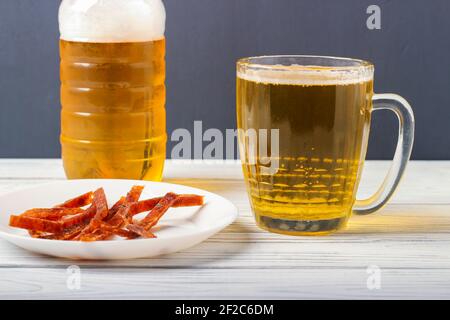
237 56 415 235
59 0 167 180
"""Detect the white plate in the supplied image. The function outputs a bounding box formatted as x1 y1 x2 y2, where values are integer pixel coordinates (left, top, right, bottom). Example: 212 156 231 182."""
0 180 238 260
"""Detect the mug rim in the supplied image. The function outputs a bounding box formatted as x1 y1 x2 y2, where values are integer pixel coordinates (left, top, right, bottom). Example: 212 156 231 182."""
237 55 374 71
237 55 374 84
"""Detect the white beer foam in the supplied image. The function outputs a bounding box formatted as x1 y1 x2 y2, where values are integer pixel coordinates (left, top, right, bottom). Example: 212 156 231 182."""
238 65 373 86
59 0 166 42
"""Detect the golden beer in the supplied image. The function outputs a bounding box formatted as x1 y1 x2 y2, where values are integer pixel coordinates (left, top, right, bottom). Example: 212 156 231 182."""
237 59 374 235
59 0 167 180
60 40 166 180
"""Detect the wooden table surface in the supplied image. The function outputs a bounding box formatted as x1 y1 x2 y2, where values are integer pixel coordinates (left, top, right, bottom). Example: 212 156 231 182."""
0 159 449 299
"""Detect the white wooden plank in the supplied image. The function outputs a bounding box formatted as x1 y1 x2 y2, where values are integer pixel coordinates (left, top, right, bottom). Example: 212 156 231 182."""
0 160 449 204
1 267 449 299
0 159 245 180
1 206 450 269
0 234 449 269
0 159 65 179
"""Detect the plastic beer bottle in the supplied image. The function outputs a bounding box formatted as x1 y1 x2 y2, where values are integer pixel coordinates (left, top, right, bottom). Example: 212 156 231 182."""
59 0 167 180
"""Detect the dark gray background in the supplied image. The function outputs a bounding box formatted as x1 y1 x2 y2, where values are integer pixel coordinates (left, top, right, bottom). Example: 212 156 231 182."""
0 0 448 159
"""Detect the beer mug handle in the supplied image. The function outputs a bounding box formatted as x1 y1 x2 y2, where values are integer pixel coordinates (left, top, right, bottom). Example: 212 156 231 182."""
354 94 415 215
